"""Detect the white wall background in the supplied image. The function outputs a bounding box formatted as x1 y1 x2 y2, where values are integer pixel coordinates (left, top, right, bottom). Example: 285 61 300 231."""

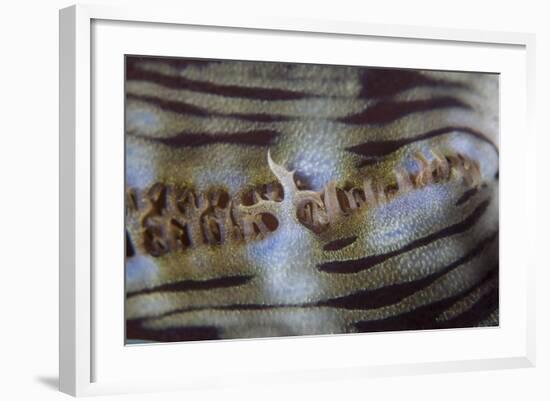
0 0 547 399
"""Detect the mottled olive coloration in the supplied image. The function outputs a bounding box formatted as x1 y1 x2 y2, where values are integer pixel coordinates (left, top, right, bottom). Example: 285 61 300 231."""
125 57 499 342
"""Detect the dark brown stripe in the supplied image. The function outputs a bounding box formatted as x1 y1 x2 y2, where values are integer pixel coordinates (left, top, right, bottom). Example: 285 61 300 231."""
346 126 498 168
127 275 254 298
128 93 209 117
127 93 293 123
455 187 479 206
126 62 309 101
318 199 491 274
318 231 497 310
338 97 471 126
323 236 358 252
126 320 220 342
135 129 278 148
359 69 470 99
354 266 498 333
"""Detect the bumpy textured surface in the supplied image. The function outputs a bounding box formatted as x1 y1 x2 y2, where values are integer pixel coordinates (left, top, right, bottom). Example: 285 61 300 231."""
125 57 499 343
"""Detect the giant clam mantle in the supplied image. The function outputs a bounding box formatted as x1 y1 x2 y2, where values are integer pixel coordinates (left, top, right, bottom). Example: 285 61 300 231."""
125 57 499 342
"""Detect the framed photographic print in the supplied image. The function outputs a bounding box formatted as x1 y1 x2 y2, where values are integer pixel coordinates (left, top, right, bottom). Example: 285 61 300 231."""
59 4 536 396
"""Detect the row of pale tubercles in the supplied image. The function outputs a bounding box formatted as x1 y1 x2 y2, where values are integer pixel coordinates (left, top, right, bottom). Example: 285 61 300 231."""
127 183 283 256
297 150 482 232
126 150 480 256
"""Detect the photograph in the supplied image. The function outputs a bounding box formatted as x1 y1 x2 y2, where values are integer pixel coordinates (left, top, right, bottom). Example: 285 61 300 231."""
124 55 499 343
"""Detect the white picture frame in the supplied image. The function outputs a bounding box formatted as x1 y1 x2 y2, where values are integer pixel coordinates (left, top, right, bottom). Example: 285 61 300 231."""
59 3 536 397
